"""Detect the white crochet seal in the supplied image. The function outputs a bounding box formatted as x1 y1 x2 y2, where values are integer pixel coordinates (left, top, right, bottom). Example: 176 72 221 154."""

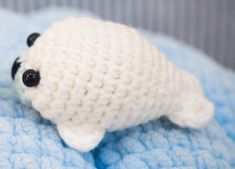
12 17 214 152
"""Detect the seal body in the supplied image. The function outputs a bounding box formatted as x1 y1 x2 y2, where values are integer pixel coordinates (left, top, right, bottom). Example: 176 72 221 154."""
13 17 214 152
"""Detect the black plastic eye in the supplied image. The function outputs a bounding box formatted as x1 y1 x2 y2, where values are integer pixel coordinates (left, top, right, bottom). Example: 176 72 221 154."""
11 57 21 80
22 69 40 87
27 33 40 47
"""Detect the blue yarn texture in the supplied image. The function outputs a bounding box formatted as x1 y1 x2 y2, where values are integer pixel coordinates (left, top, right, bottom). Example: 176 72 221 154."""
0 8 234 169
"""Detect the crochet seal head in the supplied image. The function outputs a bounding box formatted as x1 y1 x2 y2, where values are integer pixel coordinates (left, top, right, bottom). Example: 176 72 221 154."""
12 17 214 152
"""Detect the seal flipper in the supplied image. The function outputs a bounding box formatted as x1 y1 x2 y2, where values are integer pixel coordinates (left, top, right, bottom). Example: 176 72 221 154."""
167 94 214 129
57 121 105 152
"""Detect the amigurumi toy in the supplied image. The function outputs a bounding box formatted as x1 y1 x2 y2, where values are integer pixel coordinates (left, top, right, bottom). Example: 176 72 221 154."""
11 17 214 152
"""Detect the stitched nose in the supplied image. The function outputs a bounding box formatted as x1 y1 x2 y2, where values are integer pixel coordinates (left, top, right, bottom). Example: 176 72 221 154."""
11 57 21 80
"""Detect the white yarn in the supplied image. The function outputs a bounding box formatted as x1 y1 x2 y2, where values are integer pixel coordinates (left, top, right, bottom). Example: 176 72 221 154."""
14 17 214 152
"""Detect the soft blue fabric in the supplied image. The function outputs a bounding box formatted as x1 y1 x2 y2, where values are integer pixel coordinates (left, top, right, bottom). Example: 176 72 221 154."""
0 8 234 169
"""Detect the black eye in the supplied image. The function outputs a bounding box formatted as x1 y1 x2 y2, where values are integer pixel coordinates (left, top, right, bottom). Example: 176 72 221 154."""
22 69 40 87
27 33 40 47
11 57 21 80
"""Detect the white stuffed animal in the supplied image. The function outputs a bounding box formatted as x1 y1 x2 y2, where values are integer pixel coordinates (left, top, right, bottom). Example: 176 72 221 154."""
12 17 214 152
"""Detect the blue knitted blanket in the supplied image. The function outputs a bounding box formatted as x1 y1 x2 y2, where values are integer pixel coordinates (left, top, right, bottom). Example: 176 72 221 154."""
0 8 234 169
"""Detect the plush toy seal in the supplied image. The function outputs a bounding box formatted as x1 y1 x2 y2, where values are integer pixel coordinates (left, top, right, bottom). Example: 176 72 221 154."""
12 17 214 152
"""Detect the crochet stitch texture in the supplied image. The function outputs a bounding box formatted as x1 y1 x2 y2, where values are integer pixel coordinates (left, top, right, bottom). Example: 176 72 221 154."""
13 17 213 152
0 8 234 169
